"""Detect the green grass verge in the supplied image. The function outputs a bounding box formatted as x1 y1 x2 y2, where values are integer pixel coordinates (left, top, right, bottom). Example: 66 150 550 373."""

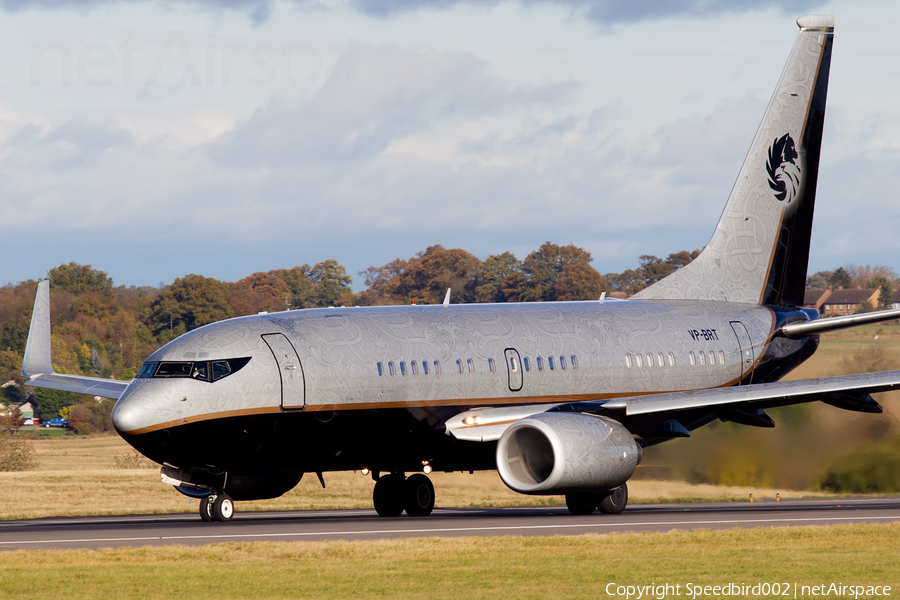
1 524 898 599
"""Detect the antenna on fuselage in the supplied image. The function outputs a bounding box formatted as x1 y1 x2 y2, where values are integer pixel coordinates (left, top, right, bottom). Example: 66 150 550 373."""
599 292 606 304
443 288 451 307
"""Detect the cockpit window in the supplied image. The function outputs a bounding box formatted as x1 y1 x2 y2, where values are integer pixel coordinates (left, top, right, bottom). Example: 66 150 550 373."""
144 358 251 382
213 361 231 381
192 362 209 381
136 362 158 378
155 362 193 377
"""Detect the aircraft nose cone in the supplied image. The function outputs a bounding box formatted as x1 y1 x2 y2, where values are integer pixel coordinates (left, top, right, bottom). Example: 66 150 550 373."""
111 390 148 434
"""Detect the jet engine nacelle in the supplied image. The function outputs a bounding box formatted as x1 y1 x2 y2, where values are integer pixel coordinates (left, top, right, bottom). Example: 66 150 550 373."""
496 413 640 495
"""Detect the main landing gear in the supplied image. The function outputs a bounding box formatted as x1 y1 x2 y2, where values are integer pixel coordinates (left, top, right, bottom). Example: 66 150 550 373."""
372 473 435 517
199 492 234 522
564 483 628 516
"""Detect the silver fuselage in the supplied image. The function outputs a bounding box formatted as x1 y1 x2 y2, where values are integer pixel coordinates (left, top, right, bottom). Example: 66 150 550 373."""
112 299 780 438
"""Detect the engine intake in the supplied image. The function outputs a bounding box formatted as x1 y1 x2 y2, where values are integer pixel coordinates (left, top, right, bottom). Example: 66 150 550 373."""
496 413 640 494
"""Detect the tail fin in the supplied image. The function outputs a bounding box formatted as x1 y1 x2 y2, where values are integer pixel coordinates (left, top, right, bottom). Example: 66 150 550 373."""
634 15 834 306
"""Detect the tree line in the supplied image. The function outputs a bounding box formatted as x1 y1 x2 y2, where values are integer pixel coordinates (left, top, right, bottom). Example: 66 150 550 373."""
0 245 896 424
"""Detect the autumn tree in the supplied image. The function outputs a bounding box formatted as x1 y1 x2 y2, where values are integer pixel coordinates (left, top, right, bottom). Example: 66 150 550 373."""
514 242 594 302
829 267 852 289
392 246 481 304
234 272 292 313
48 263 114 296
358 259 408 306
866 276 894 310
554 263 611 301
308 260 353 307
145 275 234 340
475 252 521 303
605 250 700 295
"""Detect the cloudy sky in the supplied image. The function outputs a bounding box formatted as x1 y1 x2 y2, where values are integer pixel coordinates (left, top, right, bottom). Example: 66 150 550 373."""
1 0 898 290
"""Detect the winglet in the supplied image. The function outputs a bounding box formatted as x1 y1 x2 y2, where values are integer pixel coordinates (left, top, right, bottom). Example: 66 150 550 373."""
22 280 55 377
443 288 451 307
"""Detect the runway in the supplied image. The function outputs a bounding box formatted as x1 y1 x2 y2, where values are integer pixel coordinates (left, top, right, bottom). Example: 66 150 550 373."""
1 497 899 551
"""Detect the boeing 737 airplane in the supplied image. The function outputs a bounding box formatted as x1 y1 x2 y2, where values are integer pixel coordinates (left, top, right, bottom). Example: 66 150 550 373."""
20 15 900 522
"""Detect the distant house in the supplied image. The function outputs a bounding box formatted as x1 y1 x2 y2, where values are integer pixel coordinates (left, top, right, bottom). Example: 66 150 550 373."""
820 287 881 316
15 402 34 419
893 290 900 310
804 287 832 311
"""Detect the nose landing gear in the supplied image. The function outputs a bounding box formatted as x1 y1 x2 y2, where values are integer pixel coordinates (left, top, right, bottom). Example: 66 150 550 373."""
372 473 435 517
199 492 234 522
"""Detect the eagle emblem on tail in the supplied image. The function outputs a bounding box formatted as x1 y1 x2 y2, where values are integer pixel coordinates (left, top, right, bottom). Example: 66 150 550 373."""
766 133 801 203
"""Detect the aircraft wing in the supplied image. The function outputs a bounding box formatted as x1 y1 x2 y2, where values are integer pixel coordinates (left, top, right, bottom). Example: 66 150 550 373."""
445 370 900 442
21 280 129 400
618 370 900 416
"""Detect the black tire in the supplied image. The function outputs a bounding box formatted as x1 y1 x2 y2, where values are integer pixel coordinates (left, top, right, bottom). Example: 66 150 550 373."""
403 474 435 517
199 496 214 522
213 494 234 522
373 476 404 517
598 484 628 515
565 493 598 515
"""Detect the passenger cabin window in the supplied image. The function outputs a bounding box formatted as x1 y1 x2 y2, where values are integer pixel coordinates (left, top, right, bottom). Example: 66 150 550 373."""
377 362 384 376
719 351 726 365
559 356 566 370
668 352 675 367
689 352 696 366
389 362 396 376
657 353 664 367
400 361 407 376
524 357 530 372
467 358 475 373
411 361 418 375
510 356 519 372
646 353 653 368
548 356 555 370
537 357 544 371
434 360 441 375
489 358 496 373
709 351 716 366
456 359 463 374
571 355 578 370
422 361 429 375
636 354 643 368
625 354 632 368
699 352 706 366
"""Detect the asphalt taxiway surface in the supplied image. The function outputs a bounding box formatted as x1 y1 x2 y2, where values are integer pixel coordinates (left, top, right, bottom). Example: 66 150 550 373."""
1 497 898 551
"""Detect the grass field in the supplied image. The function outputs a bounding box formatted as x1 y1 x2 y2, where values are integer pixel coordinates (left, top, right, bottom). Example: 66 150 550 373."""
1 524 898 598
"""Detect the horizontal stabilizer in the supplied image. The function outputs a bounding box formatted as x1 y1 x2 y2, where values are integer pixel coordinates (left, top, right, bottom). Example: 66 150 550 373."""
22 280 129 400
779 308 900 339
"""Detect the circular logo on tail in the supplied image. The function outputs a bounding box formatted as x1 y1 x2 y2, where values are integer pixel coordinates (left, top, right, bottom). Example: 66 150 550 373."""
766 133 801 203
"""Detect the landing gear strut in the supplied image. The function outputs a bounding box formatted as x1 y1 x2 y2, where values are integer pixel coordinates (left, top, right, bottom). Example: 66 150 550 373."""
564 483 628 516
199 492 234 522
373 473 435 517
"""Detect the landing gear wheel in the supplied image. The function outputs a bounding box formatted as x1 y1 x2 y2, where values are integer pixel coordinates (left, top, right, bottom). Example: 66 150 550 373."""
598 484 628 515
213 494 234 522
373 476 404 517
199 495 214 522
403 474 435 517
565 493 598 515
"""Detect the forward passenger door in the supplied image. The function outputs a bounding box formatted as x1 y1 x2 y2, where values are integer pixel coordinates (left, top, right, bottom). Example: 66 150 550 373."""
262 333 306 410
